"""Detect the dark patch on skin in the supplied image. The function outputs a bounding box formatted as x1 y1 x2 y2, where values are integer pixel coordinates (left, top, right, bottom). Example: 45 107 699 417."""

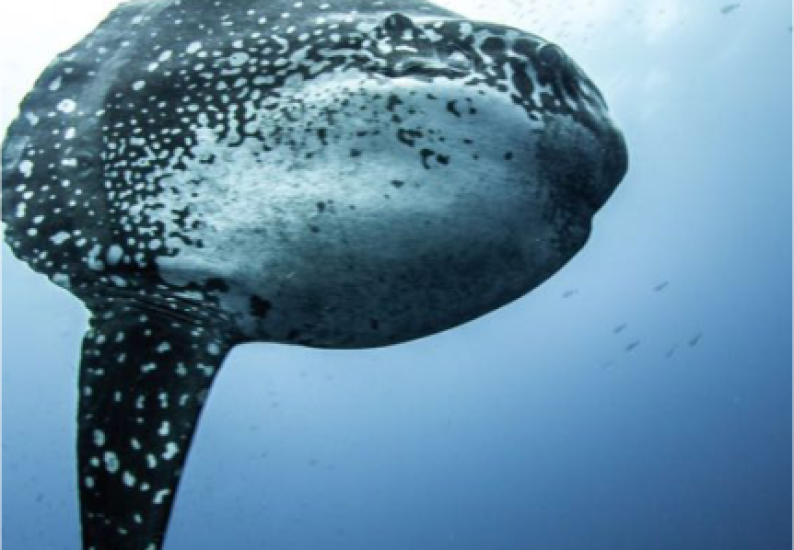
350 149 362 157
419 148 435 169
418 149 449 169
513 38 535 59
446 100 461 117
481 36 506 57
205 278 230 293
397 128 423 147
249 295 272 319
370 319 380 330
504 152 514 161
391 179 406 188
512 61 535 100
316 202 326 213
386 94 404 112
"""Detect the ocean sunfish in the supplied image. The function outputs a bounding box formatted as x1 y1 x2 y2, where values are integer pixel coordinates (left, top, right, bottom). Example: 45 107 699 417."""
1 0 628 548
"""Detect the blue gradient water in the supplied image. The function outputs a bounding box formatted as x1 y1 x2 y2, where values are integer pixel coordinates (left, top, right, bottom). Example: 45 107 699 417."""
2 1 791 549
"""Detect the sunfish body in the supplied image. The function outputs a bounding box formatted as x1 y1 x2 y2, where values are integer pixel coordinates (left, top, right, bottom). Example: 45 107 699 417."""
1 0 628 548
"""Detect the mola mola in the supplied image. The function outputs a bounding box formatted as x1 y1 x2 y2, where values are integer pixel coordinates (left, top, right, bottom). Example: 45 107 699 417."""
1 0 628 548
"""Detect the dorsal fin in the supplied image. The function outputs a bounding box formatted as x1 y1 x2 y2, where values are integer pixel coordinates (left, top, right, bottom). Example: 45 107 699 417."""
77 306 232 550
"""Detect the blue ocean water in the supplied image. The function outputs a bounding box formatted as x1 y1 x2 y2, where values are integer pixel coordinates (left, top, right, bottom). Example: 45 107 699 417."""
2 1 791 550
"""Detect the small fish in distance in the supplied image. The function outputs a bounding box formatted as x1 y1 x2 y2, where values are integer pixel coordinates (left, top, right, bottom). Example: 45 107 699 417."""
721 3 741 14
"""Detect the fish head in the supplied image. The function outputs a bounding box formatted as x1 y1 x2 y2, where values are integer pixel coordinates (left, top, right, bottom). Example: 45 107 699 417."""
353 12 629 214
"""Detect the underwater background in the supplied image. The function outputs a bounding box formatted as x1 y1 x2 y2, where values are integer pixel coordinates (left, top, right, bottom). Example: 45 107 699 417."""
2 0 791 549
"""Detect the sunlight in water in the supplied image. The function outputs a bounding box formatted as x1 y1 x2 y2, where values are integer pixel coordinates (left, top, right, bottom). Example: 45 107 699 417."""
434 0 625 36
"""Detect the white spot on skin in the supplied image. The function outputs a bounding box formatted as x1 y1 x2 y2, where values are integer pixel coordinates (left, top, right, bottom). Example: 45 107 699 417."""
52 274 71 288
132 81 146 91
123 471 137 487
57 99 77 113
207 342 221 355
186 41 202 54
51 232 71 245
141 362 157 373
93 430 106 447
19 160 33 178
147 454 158 469
153 489 171 505
159 50 173 62
356 22 376 33
158 421 171 437
25 113 39 126
103 451 120 473
106 245 124 265
156 342 171 353
49 76 63 91
87 244 105 271
229 52 250 67
64 128 76 140
162 442 179 460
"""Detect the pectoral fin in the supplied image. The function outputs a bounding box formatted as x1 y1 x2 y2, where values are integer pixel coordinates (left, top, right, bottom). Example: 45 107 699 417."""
77 310 231 550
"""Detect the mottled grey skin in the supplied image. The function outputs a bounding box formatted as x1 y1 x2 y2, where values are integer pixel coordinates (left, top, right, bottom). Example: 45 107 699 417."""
1 0 627 549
